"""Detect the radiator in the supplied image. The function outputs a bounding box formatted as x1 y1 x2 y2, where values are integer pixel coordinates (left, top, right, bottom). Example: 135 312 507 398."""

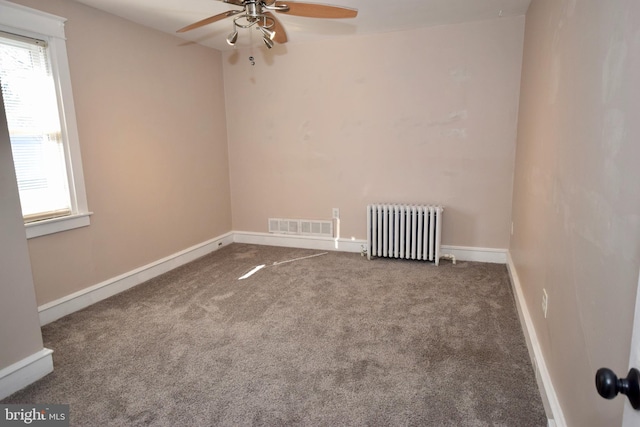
367 204 444 265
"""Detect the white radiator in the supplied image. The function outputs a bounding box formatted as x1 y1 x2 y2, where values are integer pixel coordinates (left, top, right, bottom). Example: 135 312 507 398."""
367 204 444 265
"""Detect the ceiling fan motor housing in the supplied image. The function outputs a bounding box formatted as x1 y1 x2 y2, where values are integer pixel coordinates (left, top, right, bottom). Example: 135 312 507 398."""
246 1 259 19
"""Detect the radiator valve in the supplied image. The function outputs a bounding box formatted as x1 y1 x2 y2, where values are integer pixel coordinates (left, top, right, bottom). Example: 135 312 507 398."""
440 253 457 265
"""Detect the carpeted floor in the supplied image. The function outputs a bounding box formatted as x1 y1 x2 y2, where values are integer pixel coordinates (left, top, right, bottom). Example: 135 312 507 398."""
3 243 546 426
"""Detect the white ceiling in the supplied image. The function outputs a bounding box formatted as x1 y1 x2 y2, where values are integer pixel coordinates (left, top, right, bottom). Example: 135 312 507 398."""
72 0 532 51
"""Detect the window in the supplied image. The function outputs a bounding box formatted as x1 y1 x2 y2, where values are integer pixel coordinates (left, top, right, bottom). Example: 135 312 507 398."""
0 1 90 238
1 32 71 221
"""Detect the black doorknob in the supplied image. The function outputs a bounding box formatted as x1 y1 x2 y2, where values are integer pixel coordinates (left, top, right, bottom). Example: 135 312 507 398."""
595 367 640 410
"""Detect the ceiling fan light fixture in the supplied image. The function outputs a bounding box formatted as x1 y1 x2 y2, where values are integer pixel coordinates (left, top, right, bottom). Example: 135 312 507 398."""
259 25 276 41
226 29 238 46
263 36 274 49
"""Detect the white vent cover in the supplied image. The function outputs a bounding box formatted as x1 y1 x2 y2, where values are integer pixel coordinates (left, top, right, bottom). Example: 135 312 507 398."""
269 218 333 237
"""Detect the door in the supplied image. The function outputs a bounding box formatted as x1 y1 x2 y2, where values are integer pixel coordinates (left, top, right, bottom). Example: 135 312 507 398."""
622 269 640 426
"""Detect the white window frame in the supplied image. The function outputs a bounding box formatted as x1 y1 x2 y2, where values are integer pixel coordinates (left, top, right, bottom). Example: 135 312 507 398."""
0 0 91 239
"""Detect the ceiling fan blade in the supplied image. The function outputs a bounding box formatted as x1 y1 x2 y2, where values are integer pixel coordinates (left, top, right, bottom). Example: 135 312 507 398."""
274 2 357 19
177 10 242 33
221 0 245 6
264 12 288 43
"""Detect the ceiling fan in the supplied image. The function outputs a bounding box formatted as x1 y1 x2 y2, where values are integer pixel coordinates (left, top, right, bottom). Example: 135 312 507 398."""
177 0 358 48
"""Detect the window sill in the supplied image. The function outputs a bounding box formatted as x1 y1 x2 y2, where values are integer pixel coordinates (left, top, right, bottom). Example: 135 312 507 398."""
25 212 92 239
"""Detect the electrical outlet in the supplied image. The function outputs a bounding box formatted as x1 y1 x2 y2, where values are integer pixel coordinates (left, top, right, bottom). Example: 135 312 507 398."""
542 289 548 318
332 208 340 219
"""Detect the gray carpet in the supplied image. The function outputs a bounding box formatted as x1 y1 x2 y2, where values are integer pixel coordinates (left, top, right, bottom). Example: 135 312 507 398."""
3 244 546 426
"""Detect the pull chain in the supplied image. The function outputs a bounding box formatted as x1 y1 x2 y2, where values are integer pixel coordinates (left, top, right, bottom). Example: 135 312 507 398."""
249 25 255 66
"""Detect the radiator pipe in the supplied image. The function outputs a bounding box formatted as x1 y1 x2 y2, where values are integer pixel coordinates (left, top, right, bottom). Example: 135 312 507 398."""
440 253 457 265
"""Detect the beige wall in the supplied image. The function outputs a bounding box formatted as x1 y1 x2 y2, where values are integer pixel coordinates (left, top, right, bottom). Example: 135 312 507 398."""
0 89 44 369
9 0 232 306
511 0 640 425
224 17 525 249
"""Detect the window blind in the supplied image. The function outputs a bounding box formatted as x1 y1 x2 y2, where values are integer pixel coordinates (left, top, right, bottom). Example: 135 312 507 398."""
0 31 71 221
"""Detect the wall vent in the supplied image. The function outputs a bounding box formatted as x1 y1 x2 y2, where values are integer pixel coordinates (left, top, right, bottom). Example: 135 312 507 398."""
269 218 333 237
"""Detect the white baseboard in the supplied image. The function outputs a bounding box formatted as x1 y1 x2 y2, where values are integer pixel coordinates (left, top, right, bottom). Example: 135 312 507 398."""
38 232 234 326
441 245 507 263
234 232 507 263
0 348 53 400
506 252 566 427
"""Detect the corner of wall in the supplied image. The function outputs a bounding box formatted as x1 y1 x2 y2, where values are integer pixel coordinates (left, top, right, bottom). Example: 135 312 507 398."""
506 251 566 427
